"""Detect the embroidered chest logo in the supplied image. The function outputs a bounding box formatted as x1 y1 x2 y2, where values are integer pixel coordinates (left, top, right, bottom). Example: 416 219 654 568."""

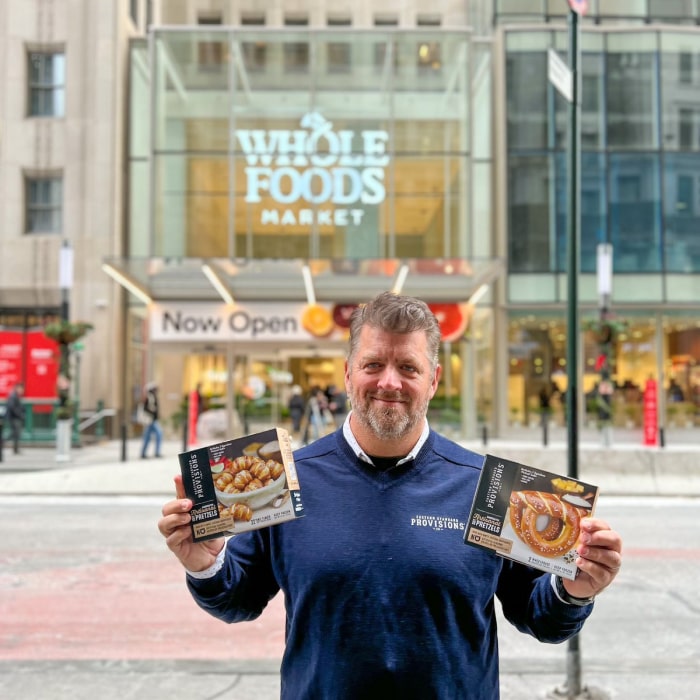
411 514 466 533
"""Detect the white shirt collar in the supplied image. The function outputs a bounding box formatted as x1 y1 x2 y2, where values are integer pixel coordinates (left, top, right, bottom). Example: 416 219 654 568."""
342 410 429 466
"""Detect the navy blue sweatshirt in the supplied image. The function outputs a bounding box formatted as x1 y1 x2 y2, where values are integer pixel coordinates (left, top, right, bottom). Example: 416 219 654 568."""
187 429 592 699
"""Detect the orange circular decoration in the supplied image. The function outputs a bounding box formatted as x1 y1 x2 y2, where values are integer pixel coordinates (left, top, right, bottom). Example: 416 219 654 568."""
301 304 335 338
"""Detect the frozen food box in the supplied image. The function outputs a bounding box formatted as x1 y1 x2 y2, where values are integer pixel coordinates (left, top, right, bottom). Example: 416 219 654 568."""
464 454 598 580
179 427 304 542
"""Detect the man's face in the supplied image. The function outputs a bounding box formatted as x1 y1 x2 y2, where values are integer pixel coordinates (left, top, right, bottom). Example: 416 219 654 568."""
345 325 441 443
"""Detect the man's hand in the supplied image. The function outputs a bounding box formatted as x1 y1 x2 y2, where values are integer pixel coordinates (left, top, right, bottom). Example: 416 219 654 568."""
158 475 225 572
564 517 622 599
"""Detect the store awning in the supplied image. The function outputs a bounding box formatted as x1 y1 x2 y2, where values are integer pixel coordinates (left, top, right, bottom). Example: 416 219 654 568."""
101 257 503 305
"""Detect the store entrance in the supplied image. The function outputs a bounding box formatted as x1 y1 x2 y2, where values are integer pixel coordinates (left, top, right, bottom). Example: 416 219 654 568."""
150 344 347 442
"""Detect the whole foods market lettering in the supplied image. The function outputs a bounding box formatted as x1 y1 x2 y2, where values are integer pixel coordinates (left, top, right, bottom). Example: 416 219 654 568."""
235 112 389 227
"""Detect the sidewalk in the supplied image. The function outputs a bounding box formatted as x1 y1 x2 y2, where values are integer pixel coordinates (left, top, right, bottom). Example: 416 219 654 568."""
1 432 699 497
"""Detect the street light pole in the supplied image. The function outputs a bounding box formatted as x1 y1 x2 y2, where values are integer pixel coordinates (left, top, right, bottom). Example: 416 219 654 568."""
56 240 74 462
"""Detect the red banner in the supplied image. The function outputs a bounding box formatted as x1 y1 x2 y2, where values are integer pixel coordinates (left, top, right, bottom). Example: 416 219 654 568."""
26 331 60 410
643 378 658 446
0 330 24 399
188 389 199 448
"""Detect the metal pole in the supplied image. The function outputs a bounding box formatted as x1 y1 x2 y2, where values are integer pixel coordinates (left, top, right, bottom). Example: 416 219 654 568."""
565 8 582 699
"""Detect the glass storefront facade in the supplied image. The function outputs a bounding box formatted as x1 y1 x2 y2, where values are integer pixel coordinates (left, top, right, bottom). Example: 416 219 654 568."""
125 29 498 437
130 29 487 262
504 28 700 434
123 25 699 441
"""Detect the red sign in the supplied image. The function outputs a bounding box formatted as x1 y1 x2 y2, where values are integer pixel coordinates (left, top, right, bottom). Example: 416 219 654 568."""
643 378 658 446
568 0 588 14
188 389 199 448
26 331 60 410
428 303 473 343
0 330 24 398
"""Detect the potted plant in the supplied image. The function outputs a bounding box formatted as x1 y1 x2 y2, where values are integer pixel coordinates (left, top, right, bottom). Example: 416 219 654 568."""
44 320 94 459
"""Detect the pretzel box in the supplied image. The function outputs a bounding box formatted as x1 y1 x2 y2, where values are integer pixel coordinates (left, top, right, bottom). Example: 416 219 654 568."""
179 427 304 543
464 454 598 580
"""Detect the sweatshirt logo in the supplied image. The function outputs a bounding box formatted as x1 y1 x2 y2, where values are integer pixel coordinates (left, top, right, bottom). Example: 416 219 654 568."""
411 514 466 533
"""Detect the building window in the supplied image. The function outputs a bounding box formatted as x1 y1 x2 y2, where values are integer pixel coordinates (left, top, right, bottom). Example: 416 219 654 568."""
197 14 224 73
25 175 63 234
129 0 139 27
679 51 693 84
417 16 442 74
327 17 351 74
241 14 266 73
284 15 309 74
374 15 398 72
28 51 65 117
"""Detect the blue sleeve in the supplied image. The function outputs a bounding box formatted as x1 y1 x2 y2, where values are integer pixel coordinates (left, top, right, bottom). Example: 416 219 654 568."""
496 561 593 643
186 529 280 623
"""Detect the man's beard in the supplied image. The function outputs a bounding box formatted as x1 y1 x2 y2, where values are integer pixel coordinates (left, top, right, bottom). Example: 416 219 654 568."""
349 387 429 441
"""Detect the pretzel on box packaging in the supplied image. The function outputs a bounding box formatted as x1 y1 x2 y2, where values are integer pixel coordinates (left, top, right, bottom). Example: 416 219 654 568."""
464 454 598 580
179 427 304 543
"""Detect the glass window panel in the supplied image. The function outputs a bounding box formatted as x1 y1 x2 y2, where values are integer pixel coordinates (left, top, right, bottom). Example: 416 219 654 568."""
581 52 605 149
650 0 696 18
472 45 492 160
284 16 309 74
602 0 647 16
28 52 65 117
663 153 700 273
607 46 658 148
609 153 662 272
660 34 700 151
556 153 608 273
26 176 62 233
508 155 554 273
506 50 547 149
326 19 352 75
497 0 545 17
146 30 473 262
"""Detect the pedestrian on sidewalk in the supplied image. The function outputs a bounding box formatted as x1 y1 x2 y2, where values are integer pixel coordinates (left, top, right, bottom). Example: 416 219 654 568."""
287 384 305 436
140 382 163 459
5 382 26 454
158 292 623 699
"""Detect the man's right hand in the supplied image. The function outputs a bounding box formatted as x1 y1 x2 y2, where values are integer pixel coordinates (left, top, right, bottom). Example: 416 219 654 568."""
158 475 225 572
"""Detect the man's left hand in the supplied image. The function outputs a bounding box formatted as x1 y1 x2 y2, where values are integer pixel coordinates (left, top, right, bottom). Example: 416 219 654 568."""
564 517 622 599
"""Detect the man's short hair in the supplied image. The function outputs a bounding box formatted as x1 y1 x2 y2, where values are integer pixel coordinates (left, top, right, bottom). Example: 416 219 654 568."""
348 292 441 371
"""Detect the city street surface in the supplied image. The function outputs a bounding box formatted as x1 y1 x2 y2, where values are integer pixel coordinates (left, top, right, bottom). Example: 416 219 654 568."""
0 441 699 699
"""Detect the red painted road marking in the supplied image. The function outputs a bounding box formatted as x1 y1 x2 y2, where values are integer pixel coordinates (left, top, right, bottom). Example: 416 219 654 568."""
0 557 285 661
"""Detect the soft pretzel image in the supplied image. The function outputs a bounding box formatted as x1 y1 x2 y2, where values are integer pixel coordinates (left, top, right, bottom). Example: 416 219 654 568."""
509 490 585 558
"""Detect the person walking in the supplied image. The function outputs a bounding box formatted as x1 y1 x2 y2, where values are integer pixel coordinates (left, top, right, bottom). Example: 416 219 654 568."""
326 383 348 429
158 292 623 699
140 382 163 459
5 382 26 454
287 385 305 435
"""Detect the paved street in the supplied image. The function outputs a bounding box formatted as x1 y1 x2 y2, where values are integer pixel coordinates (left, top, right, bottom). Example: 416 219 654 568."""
0 439 699 698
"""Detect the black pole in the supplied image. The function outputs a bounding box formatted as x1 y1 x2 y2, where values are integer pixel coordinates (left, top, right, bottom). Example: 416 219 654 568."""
542 416 549 447
565 8 583 700
121 422 128 462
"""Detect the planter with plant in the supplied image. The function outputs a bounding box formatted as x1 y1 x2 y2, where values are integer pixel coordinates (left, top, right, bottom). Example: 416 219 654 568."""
44 320 94 421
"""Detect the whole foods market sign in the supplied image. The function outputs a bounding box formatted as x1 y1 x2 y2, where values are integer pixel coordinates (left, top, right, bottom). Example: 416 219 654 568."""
235 112 389 227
